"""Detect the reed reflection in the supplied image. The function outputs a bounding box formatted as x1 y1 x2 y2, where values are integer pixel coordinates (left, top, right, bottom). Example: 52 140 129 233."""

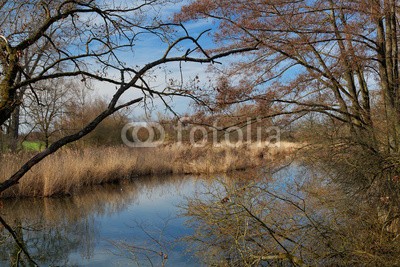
183 166 400 267
0 174 193 266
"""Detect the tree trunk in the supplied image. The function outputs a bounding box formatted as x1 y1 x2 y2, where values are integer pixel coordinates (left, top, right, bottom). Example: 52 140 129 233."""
7 105 20 151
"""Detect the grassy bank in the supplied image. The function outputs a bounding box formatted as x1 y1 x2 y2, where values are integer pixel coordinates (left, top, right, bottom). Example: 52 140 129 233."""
0 142 298 198
22 141 45 151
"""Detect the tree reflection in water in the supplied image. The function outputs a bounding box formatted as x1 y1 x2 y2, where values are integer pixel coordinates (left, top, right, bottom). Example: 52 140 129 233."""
1 166 399 266
182 166 400 267
0 199 96 266
0 215 39 266
0 179 146 266
0 174 199 266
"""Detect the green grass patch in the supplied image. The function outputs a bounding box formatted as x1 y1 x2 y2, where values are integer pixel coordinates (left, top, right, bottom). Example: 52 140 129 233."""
22 141 45 151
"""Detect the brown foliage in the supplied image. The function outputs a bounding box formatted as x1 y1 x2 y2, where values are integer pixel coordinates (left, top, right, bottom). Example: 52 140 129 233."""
176 0 400 156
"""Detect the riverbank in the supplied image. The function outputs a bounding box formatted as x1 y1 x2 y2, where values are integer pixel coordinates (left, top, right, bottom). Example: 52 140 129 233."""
0 142 299 198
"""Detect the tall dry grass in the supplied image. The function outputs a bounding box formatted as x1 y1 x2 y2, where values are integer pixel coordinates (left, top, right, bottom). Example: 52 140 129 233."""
0 142 298 198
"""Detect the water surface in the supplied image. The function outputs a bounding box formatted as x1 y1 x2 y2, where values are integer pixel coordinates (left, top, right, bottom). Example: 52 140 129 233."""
0 166 307 266
0 175 209 266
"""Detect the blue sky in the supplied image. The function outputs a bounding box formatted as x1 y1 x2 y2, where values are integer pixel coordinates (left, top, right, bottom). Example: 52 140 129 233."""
90 1 223 119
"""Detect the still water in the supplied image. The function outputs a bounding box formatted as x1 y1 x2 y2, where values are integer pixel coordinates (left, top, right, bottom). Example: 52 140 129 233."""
0 164 395 266
0 175 211 266
0 166 303 267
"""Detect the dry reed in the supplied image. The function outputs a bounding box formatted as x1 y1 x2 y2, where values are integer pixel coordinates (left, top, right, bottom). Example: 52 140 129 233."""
0 142 297 198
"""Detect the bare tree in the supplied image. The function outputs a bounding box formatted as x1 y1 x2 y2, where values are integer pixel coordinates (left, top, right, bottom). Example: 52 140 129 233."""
0 1 255 193
176 0 400 156
2 26 59 150
24 78 73 148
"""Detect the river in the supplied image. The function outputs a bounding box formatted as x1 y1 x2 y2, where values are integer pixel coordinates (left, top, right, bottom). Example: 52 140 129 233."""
0 174 211 266
1 164 392 266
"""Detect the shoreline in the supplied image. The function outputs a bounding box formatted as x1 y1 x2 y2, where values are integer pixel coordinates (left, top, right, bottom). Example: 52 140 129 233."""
0 142 299 198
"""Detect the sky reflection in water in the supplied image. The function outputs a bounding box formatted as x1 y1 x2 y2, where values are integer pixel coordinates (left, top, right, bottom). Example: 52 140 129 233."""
0 175 210 266
0 166 306 266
